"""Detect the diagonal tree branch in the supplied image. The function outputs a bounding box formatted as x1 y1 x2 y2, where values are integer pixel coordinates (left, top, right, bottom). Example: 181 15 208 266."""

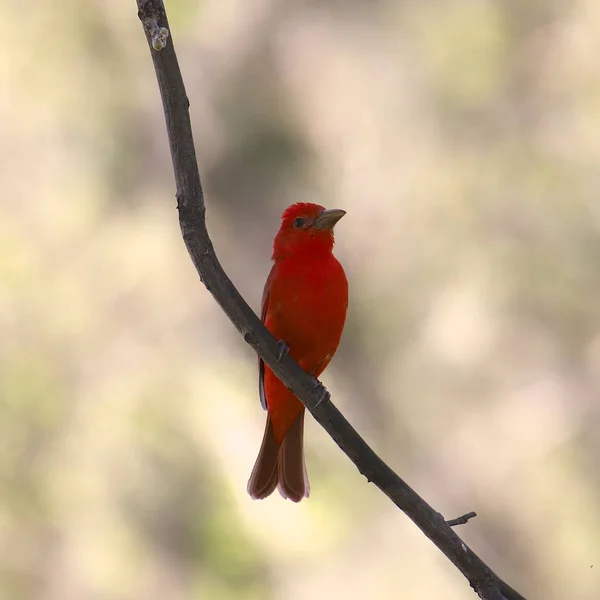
135 2 526 599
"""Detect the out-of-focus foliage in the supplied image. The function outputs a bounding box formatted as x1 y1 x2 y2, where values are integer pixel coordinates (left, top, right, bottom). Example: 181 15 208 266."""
1 0 600 598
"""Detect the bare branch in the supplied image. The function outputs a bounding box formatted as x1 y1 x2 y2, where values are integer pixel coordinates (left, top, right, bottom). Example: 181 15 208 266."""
447 512 478 527
134 2 526 599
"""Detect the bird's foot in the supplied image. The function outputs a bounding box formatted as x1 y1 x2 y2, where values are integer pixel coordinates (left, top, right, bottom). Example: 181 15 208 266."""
312 379 330 408
276 340 290 363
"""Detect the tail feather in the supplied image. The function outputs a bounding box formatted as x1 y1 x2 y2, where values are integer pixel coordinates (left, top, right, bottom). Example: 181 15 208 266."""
247 410 309 502
247 415 280 500
277 410 309 502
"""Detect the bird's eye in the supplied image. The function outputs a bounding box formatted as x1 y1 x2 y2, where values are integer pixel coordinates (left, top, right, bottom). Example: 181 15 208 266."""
293 217 305 228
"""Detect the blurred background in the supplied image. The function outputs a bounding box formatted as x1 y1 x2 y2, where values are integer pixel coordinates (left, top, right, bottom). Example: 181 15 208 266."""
2 0 600 598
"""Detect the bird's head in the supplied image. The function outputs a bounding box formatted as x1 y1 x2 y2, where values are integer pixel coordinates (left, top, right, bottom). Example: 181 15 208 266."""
272 202 346 260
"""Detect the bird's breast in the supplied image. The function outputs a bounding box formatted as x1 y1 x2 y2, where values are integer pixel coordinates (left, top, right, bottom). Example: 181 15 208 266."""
264 254 348 373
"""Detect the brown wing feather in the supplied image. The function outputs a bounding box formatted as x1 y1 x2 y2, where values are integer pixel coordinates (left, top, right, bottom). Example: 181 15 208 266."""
258 264 276 410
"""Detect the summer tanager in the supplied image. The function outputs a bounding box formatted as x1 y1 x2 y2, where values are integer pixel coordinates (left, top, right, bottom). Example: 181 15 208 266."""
247 202 348 502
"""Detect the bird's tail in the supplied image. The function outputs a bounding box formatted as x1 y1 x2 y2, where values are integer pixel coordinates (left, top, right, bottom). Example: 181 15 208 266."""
247 410 309 503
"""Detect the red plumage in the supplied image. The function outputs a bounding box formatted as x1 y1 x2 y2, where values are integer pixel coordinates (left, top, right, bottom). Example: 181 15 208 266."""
247 203 348 502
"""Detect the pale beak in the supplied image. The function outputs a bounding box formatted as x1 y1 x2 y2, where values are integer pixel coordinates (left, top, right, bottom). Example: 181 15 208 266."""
315 208 346 230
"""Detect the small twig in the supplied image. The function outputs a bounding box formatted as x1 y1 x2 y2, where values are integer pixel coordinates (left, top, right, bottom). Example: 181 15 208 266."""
447 511 478 527
134 3 526 599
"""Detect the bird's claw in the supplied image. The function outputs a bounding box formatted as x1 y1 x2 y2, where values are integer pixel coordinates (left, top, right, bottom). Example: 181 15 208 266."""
276 340 290 362
312 379 330 408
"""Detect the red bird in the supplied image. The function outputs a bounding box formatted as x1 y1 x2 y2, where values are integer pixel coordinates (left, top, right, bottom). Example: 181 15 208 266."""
247 203 348 502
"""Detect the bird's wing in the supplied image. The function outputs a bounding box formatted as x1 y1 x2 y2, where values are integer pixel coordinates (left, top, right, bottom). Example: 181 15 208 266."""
258 264 276 410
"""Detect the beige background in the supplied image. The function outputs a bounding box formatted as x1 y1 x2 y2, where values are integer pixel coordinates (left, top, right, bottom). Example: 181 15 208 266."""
2 0 600 598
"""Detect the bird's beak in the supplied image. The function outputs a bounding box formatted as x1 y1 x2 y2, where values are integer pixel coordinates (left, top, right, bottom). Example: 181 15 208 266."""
315 208 346 230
